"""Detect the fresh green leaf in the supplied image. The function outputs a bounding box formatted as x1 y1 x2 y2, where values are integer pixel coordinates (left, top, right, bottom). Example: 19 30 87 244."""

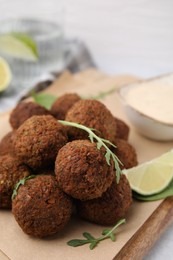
90 241 98 250
88 133 94 143
109 233 116 241
102 229 116 241
133 179 173 201
67 218 125 250
67 239 89 247
97 141 102 150
102 229 111 235
83 232 95 240
12 175 37 200
59 120 122 182
101 138 116 148
20 179 25 185
105 151 111 165
84 86 118 100
32 92 57 109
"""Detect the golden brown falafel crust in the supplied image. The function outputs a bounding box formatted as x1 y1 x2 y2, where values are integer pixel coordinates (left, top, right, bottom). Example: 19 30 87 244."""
0 155 31 208
55 140 114 200
13 115 68 170
76 174 132 225
51 93 81 120
10 101 51 129
65 99 117 143
12 175 73 238
115 117 130 141
113 138 138 169
0 131 16 156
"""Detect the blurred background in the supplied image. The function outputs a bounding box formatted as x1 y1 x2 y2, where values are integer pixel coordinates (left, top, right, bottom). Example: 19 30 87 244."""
1 0 173 78
63 0 173 78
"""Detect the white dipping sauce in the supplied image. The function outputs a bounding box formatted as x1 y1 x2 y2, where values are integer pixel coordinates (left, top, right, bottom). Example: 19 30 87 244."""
125 77 173 124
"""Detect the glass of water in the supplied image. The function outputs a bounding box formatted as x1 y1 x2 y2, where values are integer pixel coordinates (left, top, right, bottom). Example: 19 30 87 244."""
0 0 64 91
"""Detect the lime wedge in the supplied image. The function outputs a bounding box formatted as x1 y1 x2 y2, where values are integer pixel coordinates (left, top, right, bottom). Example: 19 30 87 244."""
0 56 12 92
123 150 173 196
0 33 38 61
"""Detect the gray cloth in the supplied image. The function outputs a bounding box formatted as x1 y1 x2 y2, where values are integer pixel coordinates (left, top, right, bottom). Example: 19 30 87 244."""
0 39 95 112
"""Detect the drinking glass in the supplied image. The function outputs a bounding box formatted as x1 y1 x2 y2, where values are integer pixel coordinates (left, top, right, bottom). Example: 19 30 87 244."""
0 0 64 91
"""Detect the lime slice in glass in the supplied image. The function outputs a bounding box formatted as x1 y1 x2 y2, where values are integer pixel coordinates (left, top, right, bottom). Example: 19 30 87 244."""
0 56 12 92
0 33 38 62
123 150 173 196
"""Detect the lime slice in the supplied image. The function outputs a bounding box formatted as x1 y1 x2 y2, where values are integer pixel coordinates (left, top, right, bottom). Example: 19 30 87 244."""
0 33 38 61
0 57 12 92
123 150 173 196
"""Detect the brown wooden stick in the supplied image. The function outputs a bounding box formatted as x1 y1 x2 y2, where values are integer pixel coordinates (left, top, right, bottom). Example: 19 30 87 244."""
114 197 173 260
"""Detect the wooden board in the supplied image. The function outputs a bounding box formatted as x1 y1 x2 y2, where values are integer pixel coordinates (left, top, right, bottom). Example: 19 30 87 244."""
0 69 173 260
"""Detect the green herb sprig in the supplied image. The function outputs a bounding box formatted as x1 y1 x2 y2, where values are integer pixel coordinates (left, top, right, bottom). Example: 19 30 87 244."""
84 86 118 100
67 218 125 250
59 120 122 183
12 175 37 200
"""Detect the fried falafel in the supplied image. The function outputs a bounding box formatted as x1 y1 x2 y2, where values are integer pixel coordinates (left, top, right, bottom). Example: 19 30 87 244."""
113 138 138 169
51 93 81 120
65 99 117 143
76 174 132 225
0 154 31 208
12 175 73 237
0 131 16 156
10 101 51 129
13 115 68 170
115 117 130 141
55 140 114 200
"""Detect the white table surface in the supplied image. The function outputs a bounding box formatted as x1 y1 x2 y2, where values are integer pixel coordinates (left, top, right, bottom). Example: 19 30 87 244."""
0 0 173 259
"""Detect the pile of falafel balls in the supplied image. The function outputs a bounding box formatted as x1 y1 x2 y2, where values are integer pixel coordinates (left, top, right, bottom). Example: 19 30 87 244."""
0 93 138 238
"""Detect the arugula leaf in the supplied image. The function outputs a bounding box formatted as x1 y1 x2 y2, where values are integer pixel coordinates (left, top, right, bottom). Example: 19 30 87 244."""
105 151 111 165
90 241 98 250
84 86 118 100
67 219 125 250
67 239 89 247
83 232 95 240
12 175 37 200
102 229 116 241
97 142 102 150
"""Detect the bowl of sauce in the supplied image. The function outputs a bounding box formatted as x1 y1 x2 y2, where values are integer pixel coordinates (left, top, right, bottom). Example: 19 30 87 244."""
118 74 173 141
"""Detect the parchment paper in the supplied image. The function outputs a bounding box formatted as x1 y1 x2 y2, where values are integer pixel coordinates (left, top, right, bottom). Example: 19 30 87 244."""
0 70 172 260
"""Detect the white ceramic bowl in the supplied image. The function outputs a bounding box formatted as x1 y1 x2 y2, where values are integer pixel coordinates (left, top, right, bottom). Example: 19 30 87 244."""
118 77 173 141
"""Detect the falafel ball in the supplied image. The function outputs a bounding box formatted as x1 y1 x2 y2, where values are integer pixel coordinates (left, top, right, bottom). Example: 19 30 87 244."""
115 117 130 141
65 99 117 143
0 131 16 156
10 101 51 129
113 138 138 169
76 174 132 225
12 175 73 238
13 115 68 170
0 154 31 208
55 140 114 201
51 93 81 120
